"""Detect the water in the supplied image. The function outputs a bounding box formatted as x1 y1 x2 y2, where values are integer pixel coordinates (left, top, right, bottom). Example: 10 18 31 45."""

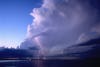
0 59 99 67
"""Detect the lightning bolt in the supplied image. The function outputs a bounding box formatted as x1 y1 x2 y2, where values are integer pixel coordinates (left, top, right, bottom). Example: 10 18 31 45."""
34 37 45 56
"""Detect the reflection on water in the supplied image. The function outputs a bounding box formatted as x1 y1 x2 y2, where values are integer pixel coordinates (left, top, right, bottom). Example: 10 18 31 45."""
0 59 99 67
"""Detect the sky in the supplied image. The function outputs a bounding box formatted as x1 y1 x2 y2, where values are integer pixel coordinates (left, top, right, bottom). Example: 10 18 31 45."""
0 0 42 48
0 0 100 58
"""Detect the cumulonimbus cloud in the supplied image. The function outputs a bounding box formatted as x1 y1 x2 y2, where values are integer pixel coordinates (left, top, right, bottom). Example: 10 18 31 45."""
20 0 100 56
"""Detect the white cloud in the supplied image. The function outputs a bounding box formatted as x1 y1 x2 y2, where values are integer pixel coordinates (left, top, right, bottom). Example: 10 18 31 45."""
20 0 100 56
0 40 19 48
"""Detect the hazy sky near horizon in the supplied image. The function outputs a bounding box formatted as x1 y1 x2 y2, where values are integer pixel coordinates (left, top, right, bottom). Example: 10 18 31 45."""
0 0 42 48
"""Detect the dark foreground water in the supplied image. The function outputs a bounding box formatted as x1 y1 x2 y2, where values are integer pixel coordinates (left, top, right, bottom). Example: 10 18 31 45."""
0 59 100 67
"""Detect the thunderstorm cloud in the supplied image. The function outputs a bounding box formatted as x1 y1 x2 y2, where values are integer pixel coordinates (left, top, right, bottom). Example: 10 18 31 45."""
20 0 100 57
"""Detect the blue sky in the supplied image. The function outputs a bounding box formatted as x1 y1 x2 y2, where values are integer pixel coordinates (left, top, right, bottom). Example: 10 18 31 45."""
0 0 42 48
